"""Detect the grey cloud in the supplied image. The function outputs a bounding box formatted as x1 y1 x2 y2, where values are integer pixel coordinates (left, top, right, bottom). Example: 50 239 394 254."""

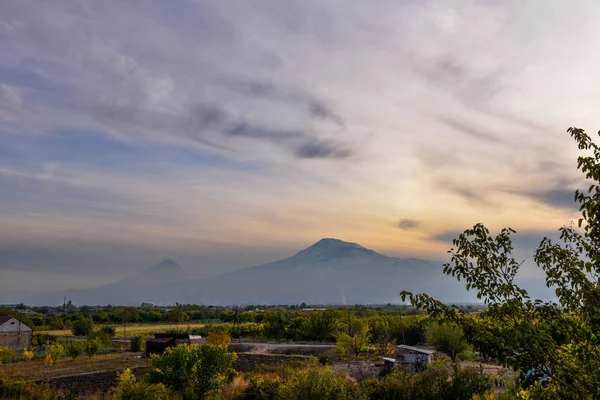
415 54 508 112
295 139 352 159
524 188 579 211
308 100 345 128
225 123 300 141
439 117 501 143
0 65 73 93
398 219 421 230
220 77 345 127
438 180 493 206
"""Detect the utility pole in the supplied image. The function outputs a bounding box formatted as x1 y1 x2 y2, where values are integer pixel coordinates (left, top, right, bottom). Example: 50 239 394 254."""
399 307 406 345
232 308 240 343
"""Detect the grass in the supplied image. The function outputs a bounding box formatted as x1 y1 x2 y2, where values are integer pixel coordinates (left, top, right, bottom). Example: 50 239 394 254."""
0 351 149 381
42 322 205 338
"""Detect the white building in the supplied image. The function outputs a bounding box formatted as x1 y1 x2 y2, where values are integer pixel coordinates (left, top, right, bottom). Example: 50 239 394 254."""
0 316 33 350
396 344 434 366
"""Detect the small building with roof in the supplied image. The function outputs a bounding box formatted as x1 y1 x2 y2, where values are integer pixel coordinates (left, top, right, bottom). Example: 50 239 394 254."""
396 345 434 366
0 316 32 350
145 333 204 357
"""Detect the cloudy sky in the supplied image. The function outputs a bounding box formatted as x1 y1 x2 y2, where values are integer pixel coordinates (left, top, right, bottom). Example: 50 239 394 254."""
1 0 597 291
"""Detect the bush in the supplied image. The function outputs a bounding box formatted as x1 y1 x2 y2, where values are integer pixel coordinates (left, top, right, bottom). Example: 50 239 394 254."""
44 343 64 365
207 330 232 346
72 317 94 336
130 335 145 353
21 348 35 361
65 340 84 360
0 377 59 400
113 368 171 400
87 329 112 347
239 361 356 400
369 364 493 400
101 325 117 337
425 322 472 362
84 338 102 358
147 344 237 398
0 347 16 364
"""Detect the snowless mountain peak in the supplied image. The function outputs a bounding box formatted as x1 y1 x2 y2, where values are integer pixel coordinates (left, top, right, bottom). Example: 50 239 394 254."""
294 238 384 261
149 259 186 273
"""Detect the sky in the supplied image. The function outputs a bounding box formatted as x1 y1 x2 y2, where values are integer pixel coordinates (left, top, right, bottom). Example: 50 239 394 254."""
1 0 598 291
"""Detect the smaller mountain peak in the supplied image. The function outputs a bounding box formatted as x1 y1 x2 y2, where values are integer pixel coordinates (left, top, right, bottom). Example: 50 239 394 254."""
157 259 181 268
148 259 187 275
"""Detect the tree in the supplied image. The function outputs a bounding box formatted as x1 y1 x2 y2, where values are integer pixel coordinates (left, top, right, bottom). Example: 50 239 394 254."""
425 322 471 362
72 317 94 336
100 325 117 337
84 338 102 358
147 344 237 398
401 127 600 398
130 335 145 353
207 330 231 346
167 308 188 325
65 340 84 360
335 317 371 359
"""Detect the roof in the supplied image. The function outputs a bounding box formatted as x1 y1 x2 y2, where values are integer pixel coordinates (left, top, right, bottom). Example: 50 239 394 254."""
148 337 174 344
397 345 435 355
0 316 14 325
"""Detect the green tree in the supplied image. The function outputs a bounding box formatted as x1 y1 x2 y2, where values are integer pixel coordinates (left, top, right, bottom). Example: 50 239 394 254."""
130 335 146 353
167 308 188 325
425 322 471 362
65 340 84 360
100 325 117 337
263 311 290 340
147 344 237 398
84 338 102 359
113 368 171 400
335 317 371 359
72 317 94 336
401 127 600 398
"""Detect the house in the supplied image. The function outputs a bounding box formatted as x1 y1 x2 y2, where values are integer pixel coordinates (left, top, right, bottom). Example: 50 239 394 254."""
396 345 434 367
145 333 204 357
0 316 33 350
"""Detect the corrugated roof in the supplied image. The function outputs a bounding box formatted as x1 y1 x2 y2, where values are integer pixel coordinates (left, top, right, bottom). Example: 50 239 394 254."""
397 345 435 355
148 337 173 344
0 316 13 325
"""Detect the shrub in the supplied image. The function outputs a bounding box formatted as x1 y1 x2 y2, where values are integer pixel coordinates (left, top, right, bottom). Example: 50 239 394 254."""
21 348 35 361
130 335 145 353
239 361 355 400
425 322 472 362
147 344 237 398
84 338 102 358
113 368 171 400
369 364 493 400
0 347 16 364
44 343 64 364
207 330 232 346
0 377 59 400
65 340 84 360
101 325 117 337
72 317 94 336
87 329 112 347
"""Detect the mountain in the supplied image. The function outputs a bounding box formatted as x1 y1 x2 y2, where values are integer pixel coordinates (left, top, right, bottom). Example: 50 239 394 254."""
32 259 190 306
32 239 474 305
174 238 472 305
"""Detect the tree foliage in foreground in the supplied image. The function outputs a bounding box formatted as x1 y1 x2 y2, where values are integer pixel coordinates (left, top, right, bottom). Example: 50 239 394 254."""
402 127 600 399
147 344 237 399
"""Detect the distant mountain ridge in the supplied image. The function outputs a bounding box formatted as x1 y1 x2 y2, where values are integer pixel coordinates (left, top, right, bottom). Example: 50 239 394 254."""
29 238 474 306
